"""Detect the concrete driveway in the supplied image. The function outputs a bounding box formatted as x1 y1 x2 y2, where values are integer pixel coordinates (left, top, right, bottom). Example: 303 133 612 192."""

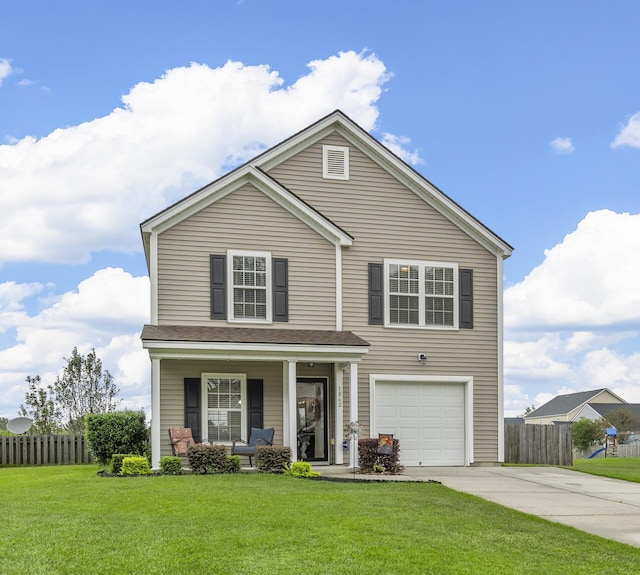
321 465 640 547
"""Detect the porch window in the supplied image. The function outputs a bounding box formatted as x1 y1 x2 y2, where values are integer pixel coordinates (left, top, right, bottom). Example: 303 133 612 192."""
385 259 459 328
202 374 247 442
229 250 271 322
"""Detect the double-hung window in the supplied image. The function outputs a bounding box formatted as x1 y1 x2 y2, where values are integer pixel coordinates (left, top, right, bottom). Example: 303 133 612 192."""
228 250 272 322
385 259 459 328
202 373 247 443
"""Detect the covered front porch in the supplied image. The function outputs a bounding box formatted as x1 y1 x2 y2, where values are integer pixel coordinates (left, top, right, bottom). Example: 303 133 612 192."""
141 325 369 469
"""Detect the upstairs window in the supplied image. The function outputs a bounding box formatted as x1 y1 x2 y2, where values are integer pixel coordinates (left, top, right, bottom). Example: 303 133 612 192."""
385 260 459 328
229 250 271 322
322 145 349 180
211 253 288 323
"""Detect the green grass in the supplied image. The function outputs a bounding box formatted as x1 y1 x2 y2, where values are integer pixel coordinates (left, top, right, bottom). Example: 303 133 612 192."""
0 466 639 574
570 457 640 483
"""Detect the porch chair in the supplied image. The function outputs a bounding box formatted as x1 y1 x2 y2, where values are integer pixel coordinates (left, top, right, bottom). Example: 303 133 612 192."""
169 427 196 457
231 427 275 467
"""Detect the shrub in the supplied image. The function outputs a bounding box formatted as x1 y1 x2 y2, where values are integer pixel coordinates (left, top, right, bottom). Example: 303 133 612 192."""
85 411 149 465
111 453 136 475
572 417 606 451
358 437 402 474
284 461 320 478
120 456 152 476
225 455 241 473
256 445 291 473
160 456 183 475
187 444 229 474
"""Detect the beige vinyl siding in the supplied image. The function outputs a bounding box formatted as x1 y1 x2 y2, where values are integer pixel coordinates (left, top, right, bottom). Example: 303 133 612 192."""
157 182 336 329
269 134 502 463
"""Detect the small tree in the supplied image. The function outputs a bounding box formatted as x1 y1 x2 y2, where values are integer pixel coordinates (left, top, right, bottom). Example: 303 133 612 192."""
572 417 606 451
19 376 62 434
85 411 149 465
604 408 640 442
54 347 120 432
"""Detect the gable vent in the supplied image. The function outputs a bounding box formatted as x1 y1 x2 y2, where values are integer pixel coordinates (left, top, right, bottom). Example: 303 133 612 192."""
323 145 349 180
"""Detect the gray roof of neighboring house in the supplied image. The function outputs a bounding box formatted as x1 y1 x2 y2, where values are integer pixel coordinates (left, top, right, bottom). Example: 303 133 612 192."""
525 389 611 419
589 403 640 420
141 324 370 347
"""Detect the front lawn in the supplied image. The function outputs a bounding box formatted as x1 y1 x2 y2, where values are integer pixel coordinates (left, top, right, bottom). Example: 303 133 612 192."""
570 457 640 483
0 466 638 574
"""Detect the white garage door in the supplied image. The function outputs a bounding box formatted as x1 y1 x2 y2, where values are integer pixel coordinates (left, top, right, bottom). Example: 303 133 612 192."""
374 381 465 466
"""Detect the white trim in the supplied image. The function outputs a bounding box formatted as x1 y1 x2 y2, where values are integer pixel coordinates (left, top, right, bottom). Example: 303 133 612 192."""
150 358 161 469
384 259 459 329
349 362 359 468
200 373 247 444
497 255 505 462
322 144 349 180
334 364 344 465
227 250 272 323
150 231 158 324
368 374 474 466
287 361 298 462
335 245 343 330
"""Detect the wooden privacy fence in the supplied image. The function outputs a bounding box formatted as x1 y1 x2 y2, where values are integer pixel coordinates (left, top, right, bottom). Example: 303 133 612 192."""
0 434 93 466
504 423 573 466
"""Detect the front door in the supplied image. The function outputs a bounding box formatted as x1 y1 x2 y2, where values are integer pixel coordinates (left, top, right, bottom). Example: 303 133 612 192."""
296 377 328 462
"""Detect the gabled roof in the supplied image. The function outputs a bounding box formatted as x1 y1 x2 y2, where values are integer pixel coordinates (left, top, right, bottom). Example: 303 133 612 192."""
525 388 626 419
140 164 353 268
140 110 513 269
588 403 640 420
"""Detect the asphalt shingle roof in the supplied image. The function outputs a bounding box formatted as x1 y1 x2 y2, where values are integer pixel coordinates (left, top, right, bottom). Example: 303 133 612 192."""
526 389 609 418
141 324 369 347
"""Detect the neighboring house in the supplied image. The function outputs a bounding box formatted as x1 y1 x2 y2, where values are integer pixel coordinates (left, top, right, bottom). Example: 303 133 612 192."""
140 110 513 469
524 388 626 425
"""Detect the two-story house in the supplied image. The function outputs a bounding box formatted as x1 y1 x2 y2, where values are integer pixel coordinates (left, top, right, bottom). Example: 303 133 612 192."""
140 110 513 469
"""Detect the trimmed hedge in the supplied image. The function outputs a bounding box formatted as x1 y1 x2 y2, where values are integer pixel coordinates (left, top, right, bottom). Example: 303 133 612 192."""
256 445 291 473
160 456 183 475
358 437 402 474
187 444 240 474
121 456 152 476
111 453 136 475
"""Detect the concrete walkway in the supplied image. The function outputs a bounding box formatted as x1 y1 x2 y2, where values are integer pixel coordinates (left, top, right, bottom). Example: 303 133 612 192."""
318 465 640 548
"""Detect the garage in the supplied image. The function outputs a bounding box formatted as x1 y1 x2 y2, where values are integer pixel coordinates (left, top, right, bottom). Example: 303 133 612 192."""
373 379 467 466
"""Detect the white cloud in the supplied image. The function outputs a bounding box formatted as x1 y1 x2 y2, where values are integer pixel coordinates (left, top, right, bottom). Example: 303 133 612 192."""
0 268 149 419
503 209 640 416
611 112 640 149
0 51 411 266
0 59 12 86
550 136 574 155
381 133 422 165
505 210 640 330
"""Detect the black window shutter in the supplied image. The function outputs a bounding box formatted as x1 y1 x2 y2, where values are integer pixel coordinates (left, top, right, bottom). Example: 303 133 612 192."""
368 263 384 325
210 254 227 320
184 378 201 443
247 379 264 434
459 268 473 329
273 258 288 322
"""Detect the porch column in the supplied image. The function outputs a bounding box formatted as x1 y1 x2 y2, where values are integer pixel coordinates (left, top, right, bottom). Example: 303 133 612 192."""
150 358 161 470
285 360 298 463
334 364 344 464
349 361 359 469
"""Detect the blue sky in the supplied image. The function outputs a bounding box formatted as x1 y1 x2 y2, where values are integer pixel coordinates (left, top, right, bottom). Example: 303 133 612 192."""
1 0 639 420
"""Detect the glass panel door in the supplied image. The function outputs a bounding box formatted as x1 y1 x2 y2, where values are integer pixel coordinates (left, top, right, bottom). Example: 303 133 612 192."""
296 377 328 462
